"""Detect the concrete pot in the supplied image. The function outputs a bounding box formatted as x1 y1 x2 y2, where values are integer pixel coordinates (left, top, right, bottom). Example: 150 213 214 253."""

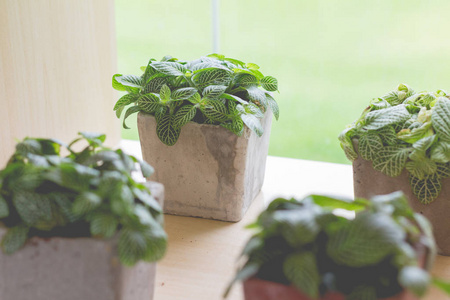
353 155 450 255
137 112 272 222
0 181 164 300
243 278 418 300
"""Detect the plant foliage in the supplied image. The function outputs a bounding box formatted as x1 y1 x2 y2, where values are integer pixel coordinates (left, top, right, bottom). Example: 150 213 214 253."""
113 54 279 146
226 192 440 299
339 84 450 204
0 133 166 266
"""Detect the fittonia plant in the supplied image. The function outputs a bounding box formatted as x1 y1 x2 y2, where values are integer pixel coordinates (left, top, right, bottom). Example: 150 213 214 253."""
112 54 279 146
340 84 450 204
0 133 166 266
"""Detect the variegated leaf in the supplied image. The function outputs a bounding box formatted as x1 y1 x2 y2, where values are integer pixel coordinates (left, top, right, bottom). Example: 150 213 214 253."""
116 75 143 89
192 69 232 87
241 113 263 137
432 97 450 142
283 252 319 298
358 133 383 161
236 74 258 87
266 93 279 120
339 128 358 161
171 87 198 100
173 105 196 128
405 158 437 180
377 126 398 145
436 162 450 178
202 100 229 122
156 114 181 146
202 85 227 99
150 61 185 76
261 76 278 91
138 94 161 114
431 141 450 163
410 174 441 204
364 105 410 131
143 77 167 94
372 146 410 177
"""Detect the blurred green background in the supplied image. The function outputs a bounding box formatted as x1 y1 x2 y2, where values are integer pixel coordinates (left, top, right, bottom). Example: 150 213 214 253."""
115 0 450 164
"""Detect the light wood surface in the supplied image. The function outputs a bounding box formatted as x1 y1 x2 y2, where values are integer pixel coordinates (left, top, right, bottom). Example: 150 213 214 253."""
0 0 120 167
119 140 450 300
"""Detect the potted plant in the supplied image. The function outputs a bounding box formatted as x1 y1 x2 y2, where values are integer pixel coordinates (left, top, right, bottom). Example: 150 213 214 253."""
0 132 167 300
225 192 450 300
112 54 279 221
339 84 450 254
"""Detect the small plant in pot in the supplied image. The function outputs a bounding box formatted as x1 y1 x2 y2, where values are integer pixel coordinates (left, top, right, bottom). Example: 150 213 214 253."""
339 84 450 254
225 192 450 300
0 132 167 300
112 54 280 222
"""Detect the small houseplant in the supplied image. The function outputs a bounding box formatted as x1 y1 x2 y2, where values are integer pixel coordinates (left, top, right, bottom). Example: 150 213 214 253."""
339 84 450 254
226 192 450 300
0 132 167 300
112 54 280 221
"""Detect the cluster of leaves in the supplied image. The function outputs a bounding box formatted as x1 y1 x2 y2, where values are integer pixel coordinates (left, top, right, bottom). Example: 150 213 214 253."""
227 192 440 299
340 84 450 204
0 132 167 266
113 54 279 146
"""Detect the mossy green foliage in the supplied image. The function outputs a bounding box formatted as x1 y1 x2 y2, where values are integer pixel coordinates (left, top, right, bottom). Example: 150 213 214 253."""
227 192 437 299
0 132 166 266
113 54 279 146
340 85 450 204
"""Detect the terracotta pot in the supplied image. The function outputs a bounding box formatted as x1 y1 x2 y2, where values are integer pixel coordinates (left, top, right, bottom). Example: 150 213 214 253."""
353 154 450 255
243 278 418 300
0 181 164 300
137 111 272 222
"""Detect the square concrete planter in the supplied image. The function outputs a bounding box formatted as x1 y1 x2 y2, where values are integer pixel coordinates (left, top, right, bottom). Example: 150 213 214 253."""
0 181 164 300
137 111 272 222
353 155 450 255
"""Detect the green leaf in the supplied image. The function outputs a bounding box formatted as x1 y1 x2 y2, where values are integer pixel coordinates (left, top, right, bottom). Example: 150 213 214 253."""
173 105 196 128
339 128 358 161
358 133 383 161
397 122 433 144
202 85 227 99
436 162 450 178
236 74 259 87
363 104 410 131
432 97 450 142
207 53 225 60
13 192 52 226
90 213 118 238
156 114 181 146
266 93 279 120
410 173 441 204
327 212 405 267
139 160 154 178
187 93 202 104
79 132 106 146
372 146 410 177
308 194 368 211
261 76 278 91
122 106 140 129
283 252 319 298
192 69 232 87
405 158 437 180
159 84 171 101
1 226 29 255
398 266 430 297
118 227 149 266
220 93 248 105
72 192 102 216
273 210 319 246
171 87 198 100
116 75 143 89
431 141 450 163
0 195 9 218
151 61 185 76
224 57 245 67
114 93 139 116
241 113 264 137
202 100 229 122
138 94 161 114
245 63 260 70
143 77 167 94
112 74 127 91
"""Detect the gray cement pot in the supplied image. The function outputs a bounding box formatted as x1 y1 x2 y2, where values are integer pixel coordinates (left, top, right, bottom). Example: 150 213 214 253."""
0 181 164 300
137 112 272 222
353 156 450 255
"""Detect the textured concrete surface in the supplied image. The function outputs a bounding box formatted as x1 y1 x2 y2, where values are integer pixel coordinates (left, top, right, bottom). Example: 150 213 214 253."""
137 112 272 222
353 156 450 255
0 181 164 300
